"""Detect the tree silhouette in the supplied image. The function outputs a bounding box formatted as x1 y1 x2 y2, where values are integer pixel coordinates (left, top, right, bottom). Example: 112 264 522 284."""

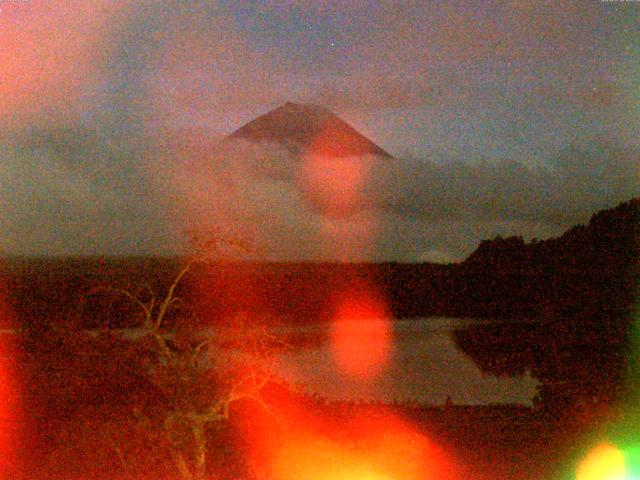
23 234 288 480
454 198 640 416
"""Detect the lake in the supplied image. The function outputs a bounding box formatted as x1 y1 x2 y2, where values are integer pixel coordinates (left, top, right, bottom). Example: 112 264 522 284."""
270 317 539 406
79 316 539 406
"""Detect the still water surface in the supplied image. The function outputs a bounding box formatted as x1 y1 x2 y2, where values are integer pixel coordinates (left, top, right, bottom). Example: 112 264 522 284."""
91 317 539 406
271 317 539 406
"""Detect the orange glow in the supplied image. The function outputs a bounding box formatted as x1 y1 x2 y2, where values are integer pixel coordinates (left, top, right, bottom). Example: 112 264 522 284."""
297 118 378 219
330 284 392 379
299 152 373 218
0 277 20 477
241 398 460 480
576 443 627 480
295 116 383 259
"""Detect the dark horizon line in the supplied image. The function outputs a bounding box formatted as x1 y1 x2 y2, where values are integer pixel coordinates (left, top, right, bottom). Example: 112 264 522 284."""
0 254 452 266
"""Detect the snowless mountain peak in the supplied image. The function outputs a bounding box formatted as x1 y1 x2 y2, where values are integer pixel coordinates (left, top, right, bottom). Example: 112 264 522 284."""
226 102 394 159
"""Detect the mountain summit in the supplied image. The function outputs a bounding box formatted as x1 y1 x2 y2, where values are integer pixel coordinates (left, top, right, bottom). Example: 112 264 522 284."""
226 102 394 158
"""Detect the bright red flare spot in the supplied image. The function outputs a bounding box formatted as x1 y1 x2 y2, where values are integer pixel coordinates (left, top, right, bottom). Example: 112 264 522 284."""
296 117 380 219
0 279 20 477
240 398 460 480
330 285 391 379
299 153 373 218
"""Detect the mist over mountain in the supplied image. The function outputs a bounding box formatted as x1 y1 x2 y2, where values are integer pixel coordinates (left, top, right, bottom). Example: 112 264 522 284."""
199 104 640 261
2 102 639 260
3 3 639 476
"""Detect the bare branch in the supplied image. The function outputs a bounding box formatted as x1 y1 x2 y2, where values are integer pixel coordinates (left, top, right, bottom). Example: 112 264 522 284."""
83 233 293 480
189 340 211 367
86 285 151 319
155 258 197 330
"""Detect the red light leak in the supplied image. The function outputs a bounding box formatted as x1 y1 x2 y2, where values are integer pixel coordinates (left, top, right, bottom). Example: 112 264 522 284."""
0 1 114 127
297 120 378 219
0 280 20 476
298 153 372 218
330 284 392 380
240 396 461 480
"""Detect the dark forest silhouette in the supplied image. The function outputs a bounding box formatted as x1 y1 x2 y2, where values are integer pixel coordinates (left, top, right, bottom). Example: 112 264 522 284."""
5 198 639 418
454 197 640 414
2 196 639 478
6 198 638 324
5 198 640 392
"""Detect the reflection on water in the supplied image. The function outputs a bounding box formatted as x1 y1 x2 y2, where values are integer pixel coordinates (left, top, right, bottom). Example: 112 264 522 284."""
272 318 539 406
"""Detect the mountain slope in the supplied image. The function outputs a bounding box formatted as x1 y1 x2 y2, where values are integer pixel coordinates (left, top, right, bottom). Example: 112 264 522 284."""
226 102 394 159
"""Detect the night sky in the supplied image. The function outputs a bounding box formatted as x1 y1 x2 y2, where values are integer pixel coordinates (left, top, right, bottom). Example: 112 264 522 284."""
1 0 639 261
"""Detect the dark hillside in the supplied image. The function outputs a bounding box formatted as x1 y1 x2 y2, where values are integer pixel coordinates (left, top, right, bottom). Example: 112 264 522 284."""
454 197 640 412
2 259 454 329
3 199 639 331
